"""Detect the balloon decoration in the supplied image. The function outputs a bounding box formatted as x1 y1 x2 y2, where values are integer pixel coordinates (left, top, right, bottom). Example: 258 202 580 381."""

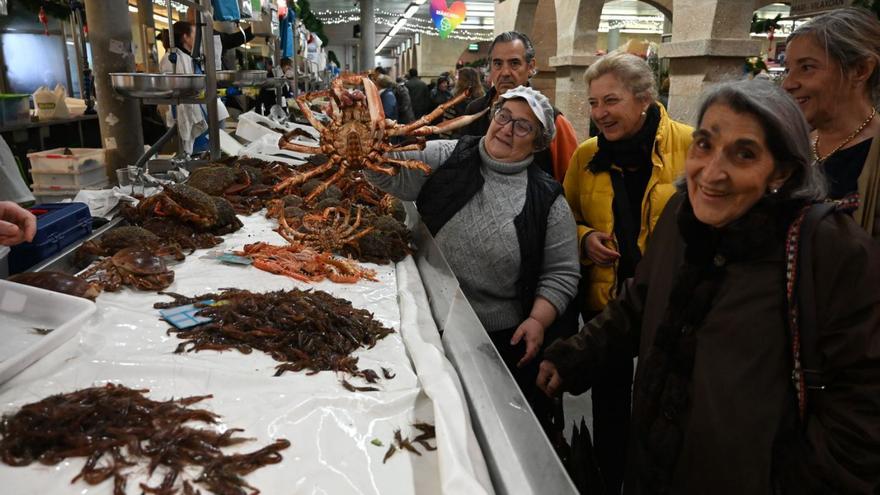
430 0 466 39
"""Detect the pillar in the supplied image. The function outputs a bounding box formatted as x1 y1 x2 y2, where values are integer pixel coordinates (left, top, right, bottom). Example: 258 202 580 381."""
660 0 761 124
359 0 376 72
84 0 144 180
549 0 603 141
136 0 158 72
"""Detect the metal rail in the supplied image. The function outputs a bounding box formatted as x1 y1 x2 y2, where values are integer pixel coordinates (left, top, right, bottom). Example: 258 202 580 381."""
409 204 579 495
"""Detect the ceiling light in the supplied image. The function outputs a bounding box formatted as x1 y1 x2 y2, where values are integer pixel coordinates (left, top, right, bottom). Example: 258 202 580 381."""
403 4 419 18
388 17 406 37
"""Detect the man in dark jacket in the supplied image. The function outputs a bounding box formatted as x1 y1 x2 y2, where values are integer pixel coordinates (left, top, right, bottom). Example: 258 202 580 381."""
394 77 415 124
405 68 431 119
463 32 578 183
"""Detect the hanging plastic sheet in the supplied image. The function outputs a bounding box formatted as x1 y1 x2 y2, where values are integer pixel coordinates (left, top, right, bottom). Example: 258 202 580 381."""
280 10 295 58
0 212 492 494
212 0 241 21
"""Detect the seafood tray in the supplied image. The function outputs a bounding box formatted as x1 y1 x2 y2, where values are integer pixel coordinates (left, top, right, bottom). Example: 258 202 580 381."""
0 278 95 384
0 213 492 495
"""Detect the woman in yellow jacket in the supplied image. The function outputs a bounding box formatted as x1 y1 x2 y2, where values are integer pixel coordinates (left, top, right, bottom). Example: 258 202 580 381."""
562 52 692 494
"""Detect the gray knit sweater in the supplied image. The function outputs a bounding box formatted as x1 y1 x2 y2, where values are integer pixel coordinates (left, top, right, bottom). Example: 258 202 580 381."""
367 138 580 331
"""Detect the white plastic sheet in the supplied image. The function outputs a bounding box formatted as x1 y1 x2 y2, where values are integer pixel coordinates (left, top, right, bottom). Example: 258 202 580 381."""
0 212 492 494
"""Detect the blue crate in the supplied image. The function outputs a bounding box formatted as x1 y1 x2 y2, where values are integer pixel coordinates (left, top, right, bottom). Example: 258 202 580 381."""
8 202 92 274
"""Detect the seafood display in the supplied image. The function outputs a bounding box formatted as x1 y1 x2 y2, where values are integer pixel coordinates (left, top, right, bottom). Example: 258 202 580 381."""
382 423 437 464
240 242 377 284
77 225 186 260
7 271 101 301
124 184 243 237
0 383 290 494
79 247 174 291
275 73 487 203
278 206 374 253
154 288 394 383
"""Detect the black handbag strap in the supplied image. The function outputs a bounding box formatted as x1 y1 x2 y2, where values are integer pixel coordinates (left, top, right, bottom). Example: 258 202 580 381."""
786 201 836 421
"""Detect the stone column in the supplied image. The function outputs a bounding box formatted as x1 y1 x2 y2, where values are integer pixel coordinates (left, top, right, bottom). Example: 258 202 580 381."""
84 0 144 180
136 0 158 72
549 0 604 141
660 0 761 124
359 0 376 72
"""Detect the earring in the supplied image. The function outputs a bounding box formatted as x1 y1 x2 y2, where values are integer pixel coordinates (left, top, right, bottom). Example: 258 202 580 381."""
770 187 780 194
641 110 647 117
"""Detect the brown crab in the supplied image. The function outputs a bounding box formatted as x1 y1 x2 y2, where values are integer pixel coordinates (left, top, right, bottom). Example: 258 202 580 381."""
136 184 221 231
77 226 186 261
79 247 174 291
8 271 101 301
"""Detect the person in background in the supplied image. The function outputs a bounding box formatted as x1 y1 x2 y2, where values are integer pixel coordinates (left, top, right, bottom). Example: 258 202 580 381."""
0 201 36 246
563 51 694 494
440 67 485 139
159 21 229 155
464 31 578 183
394 77 415 124
782 7 880 237
538 78 880 495
376 74 398 121
430 75 453 110
367 86 580 440
405 68 431 119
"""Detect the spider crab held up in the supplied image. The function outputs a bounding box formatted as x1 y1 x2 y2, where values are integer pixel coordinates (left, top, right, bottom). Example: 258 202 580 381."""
275 73 488 203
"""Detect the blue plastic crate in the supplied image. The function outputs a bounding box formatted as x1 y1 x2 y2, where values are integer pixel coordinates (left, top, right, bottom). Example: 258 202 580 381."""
8 202 92 274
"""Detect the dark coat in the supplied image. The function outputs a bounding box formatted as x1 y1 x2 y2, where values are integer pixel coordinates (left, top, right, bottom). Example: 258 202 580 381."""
544 193 880 494
404 77 431 118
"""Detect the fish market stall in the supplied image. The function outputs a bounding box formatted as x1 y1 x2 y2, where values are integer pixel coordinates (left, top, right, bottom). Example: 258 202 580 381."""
0 65 577 494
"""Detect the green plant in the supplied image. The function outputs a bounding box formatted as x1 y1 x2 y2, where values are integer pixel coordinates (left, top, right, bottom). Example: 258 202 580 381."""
292 0 328 46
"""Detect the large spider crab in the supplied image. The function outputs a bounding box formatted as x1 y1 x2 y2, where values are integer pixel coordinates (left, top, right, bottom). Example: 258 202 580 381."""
275 73 488 203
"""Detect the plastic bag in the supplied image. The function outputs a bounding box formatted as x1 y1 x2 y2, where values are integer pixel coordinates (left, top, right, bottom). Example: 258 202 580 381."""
212 0 240 21
32 84 70 120
239 0 253 19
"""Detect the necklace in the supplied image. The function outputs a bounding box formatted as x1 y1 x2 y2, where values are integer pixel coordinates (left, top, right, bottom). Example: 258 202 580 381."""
812 107 876 162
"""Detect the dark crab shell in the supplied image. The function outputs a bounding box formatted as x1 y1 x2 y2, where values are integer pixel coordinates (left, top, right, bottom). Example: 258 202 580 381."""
8 271 101 301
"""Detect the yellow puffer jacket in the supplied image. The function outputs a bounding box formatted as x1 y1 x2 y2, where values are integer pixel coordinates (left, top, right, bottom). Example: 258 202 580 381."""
563 103 693 312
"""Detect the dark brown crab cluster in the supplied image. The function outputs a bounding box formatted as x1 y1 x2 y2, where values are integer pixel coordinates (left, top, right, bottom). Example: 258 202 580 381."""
7 271 101 301
122 183 242 249
154 288 395 385
0 383 290 495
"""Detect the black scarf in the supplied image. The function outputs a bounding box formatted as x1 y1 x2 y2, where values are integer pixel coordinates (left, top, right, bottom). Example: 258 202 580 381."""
633 193 803 494
588 103 661 174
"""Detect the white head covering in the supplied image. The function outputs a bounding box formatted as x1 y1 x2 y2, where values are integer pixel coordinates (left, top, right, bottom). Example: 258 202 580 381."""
497 85 556 142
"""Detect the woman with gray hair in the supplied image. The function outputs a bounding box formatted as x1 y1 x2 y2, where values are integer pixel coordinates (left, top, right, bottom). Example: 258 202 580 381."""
563 50 694 494
368 85 580 440
783 6 880 237
538 79 880 494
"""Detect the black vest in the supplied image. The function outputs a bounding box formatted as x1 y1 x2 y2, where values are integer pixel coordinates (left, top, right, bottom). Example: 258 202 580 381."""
416 136 577 337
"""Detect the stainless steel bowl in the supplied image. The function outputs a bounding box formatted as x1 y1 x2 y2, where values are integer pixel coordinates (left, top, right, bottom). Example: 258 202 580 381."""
216 70 267 87
110 73 206 99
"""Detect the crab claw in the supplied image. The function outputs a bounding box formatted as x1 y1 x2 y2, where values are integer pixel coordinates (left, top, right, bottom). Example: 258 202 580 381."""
361 77 386 132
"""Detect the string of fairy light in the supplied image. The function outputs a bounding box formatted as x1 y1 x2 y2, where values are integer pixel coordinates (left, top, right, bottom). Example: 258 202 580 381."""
314 8 495 42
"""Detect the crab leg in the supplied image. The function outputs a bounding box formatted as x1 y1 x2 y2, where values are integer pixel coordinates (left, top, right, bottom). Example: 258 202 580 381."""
303 165 349 203
401 108 490 137
379 157 432 174
272 158 337 193
295 91 333 133
360 77 386 135
387 90 472 136
381 142 426 153
279 141 322 154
